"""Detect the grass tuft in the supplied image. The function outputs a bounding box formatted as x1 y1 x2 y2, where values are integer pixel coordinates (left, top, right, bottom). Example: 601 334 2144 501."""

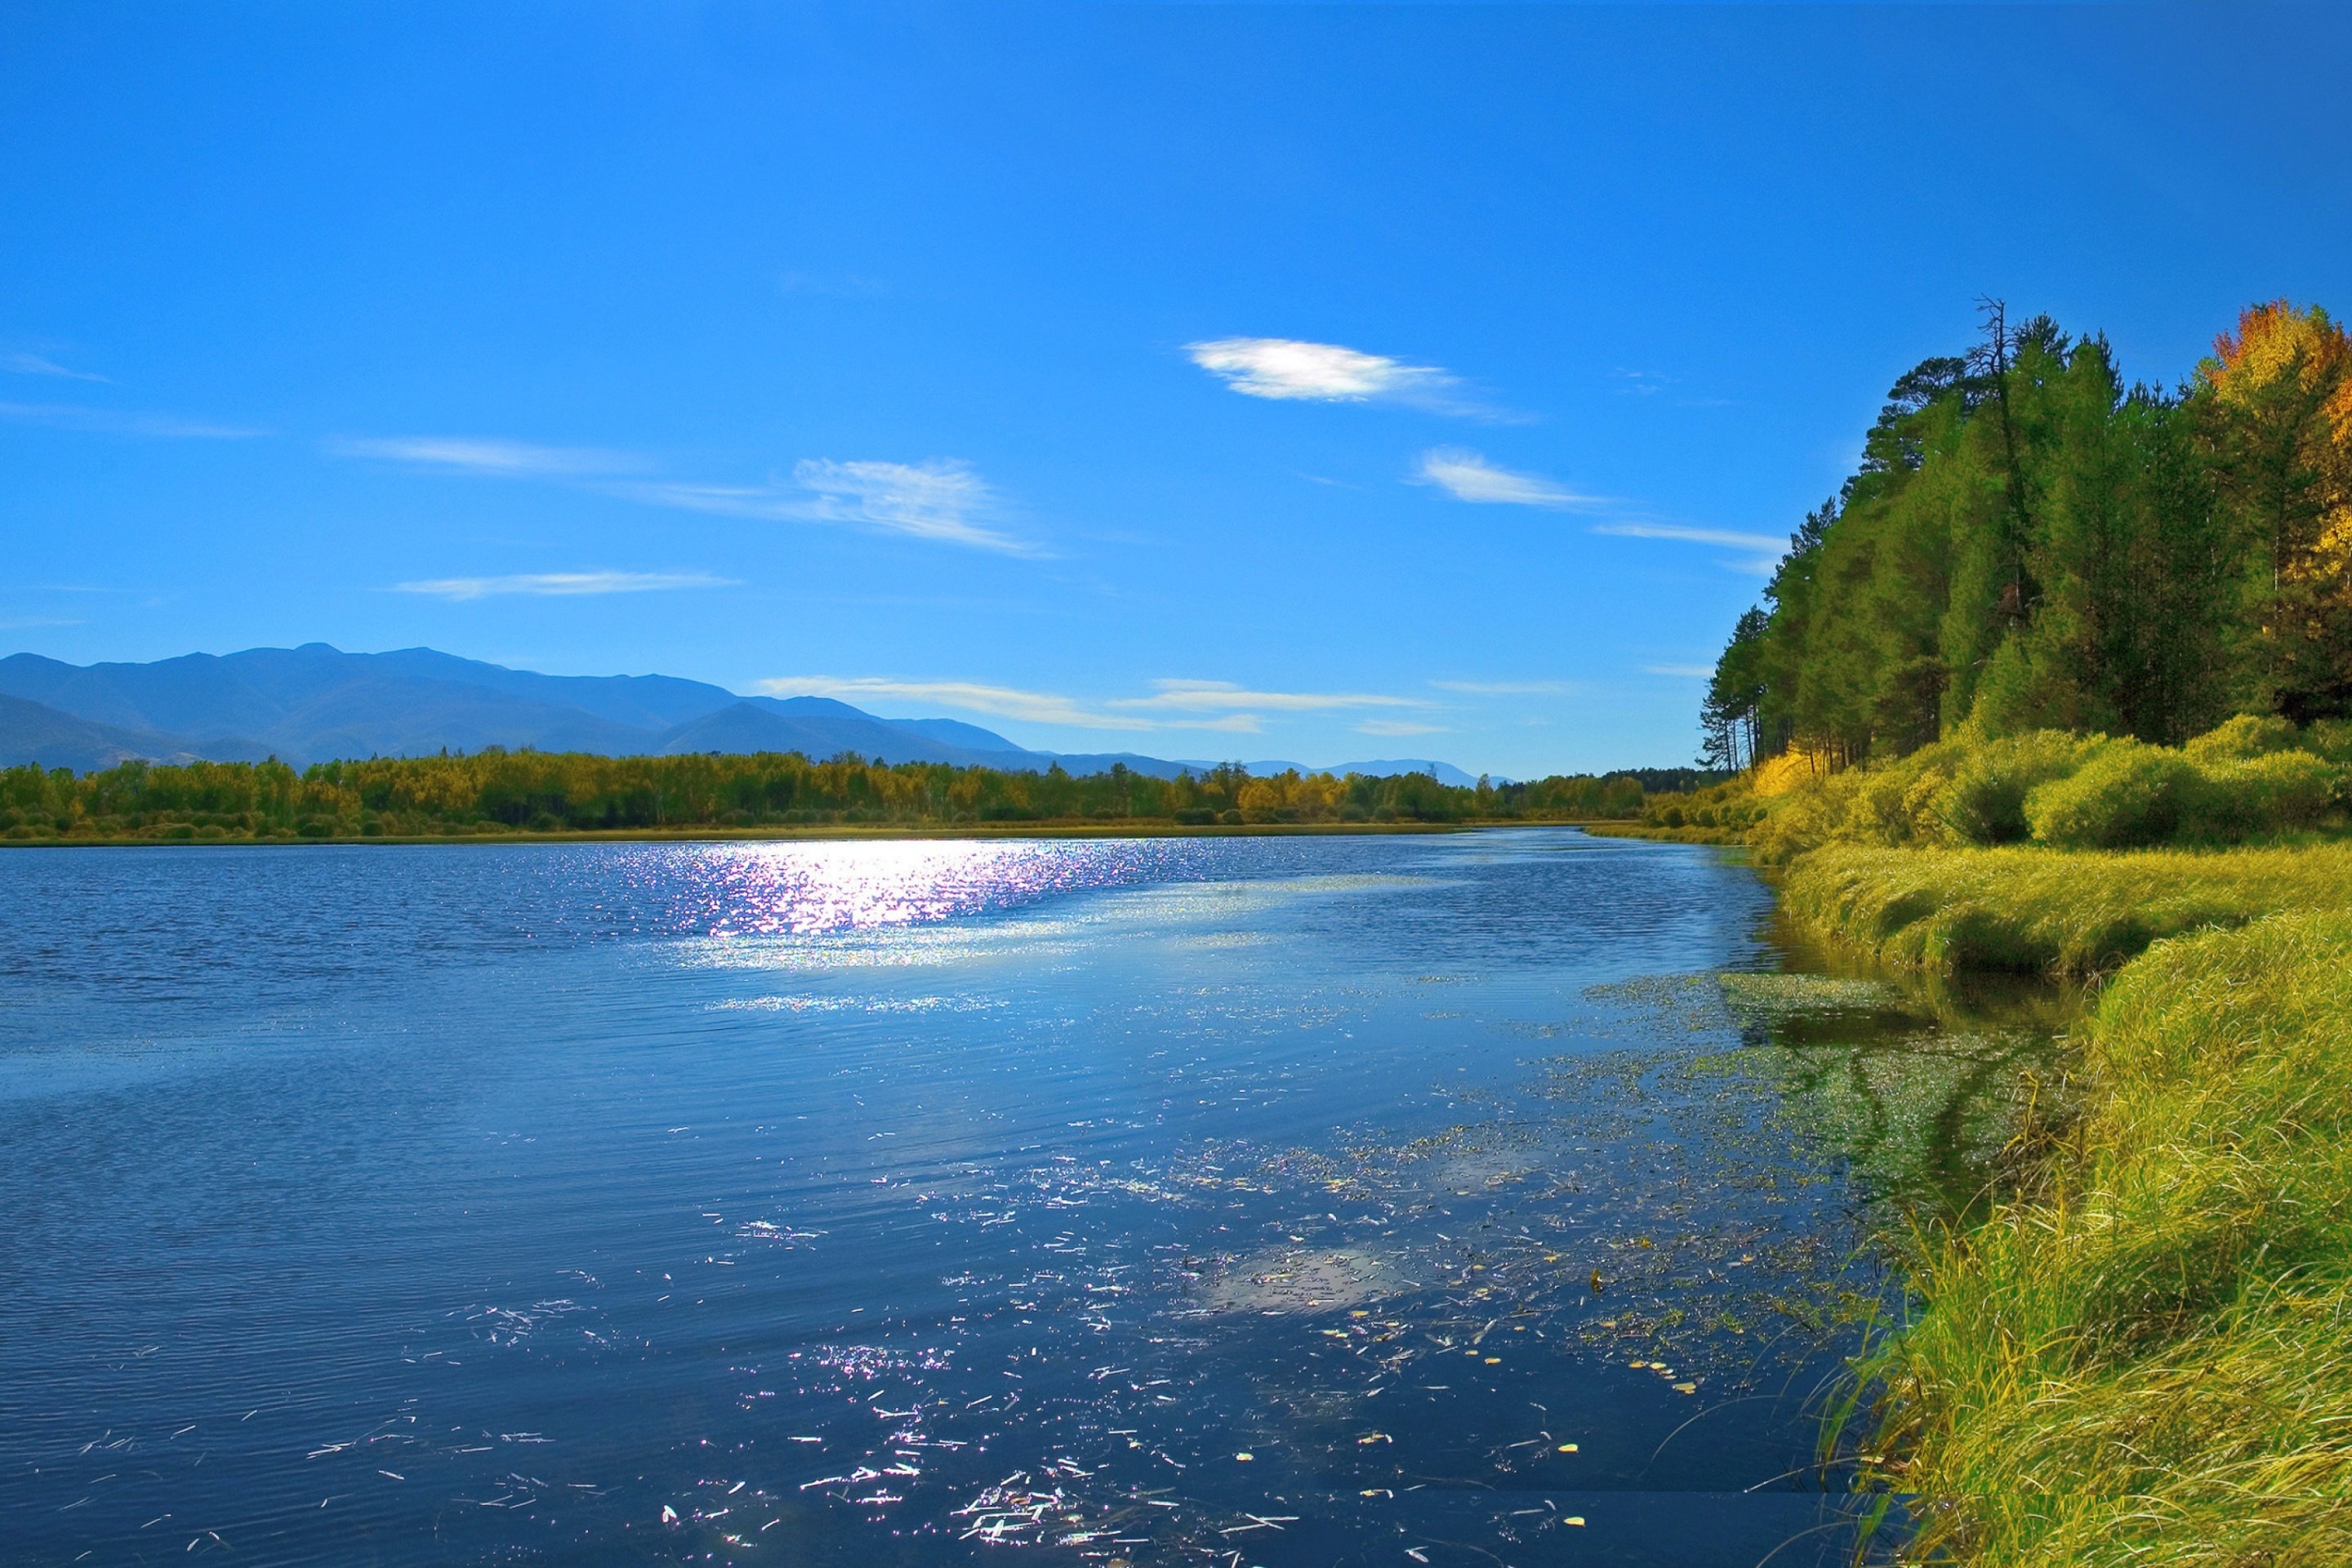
1781 842 2352 976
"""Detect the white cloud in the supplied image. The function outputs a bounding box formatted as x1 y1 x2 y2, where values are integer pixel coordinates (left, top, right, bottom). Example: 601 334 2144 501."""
1187 336 1453 403
756 675 1428 733
0 401 264 439
6 353 107 382
1428 679 1574 695
1642 663 1717 679
332 432 1036 555
760 676 1133 730
1593 521 1785 552
1414 448 1599 509
393 571 732 601
619 462 1031 555
760 675 1263 733
791 459 1022 552
1356 719 1449 737
1108 679 1425 714
1593 520 1787 574
327 435 644 478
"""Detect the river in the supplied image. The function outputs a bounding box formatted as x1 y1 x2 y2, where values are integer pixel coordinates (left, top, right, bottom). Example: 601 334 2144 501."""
0 829 2056 1566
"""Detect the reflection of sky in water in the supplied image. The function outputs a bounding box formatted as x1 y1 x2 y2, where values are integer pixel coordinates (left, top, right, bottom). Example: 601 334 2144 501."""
0 831 1967 1567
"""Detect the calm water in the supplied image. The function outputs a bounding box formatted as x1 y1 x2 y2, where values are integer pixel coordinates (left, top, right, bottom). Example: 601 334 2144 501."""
0 831 2032 1566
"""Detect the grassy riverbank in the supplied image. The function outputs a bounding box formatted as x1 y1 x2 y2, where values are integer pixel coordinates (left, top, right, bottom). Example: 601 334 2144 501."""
1744 773 2352 1560
1781 840 2352 976
1860 908 2352 1562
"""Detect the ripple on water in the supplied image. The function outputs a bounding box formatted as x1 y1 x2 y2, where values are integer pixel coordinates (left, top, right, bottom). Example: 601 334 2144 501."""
0 830 2054 1567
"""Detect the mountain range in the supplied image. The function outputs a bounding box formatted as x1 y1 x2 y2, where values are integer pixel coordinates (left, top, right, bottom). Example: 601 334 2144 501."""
0 644 1484 784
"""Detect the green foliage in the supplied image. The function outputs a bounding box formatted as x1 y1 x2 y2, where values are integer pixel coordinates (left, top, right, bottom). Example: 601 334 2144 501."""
2182 749 2344 840
1741 717 2349 863
1705 299 2352 768
1781 841 2352 977
1858 911 2352 1564
2020 740 2198 849
0 749 1653 843
2180 711 2301 762
1934 729 2095 844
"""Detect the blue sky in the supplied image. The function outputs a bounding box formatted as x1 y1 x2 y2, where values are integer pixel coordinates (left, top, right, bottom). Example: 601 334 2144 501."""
4 3 2349 777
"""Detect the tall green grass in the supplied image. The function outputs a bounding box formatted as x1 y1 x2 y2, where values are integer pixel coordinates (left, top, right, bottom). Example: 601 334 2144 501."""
1860 911 2352 1564
1781 842 2352 975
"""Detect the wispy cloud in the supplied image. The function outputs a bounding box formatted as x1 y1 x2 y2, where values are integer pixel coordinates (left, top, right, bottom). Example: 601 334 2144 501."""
327 435 644 478
757 675 1428 734
759 675 1257 733
1428 679 1574 696
1108 679 1425 715
331 431 1036 555
0 401 265 439
7 353 107 382
0 615 84 630
1594 521 1784 552
792 459 1020 551
1593 519 1786 575
392 571 732 601
1356 719 1449 737
1642 663 1717 679
1414 448 1600 509
624 460 1028 555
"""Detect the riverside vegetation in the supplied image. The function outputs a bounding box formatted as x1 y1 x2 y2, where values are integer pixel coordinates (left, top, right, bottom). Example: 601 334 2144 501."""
0 749 1665 842
1670 301 2352 1561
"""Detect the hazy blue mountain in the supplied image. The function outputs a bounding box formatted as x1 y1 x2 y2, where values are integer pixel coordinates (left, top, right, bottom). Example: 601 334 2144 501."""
893 715 1036 754
0 645 1485 782
0 693 202 773
656 702 1015 766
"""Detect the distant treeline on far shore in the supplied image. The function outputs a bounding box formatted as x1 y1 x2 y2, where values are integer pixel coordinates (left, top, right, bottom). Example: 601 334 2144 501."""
0 749 1713 842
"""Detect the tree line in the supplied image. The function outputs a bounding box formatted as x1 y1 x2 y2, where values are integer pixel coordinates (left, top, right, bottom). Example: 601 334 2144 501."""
0 749 1653 841
1703 300 2352 769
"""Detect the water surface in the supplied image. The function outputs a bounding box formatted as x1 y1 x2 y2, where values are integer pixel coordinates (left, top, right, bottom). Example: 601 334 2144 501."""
0 831 2040 1565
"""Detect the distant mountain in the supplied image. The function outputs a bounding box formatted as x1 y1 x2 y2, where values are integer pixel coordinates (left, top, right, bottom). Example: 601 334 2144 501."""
0 693 203 774
0 644 1491 783
0 645 1038 769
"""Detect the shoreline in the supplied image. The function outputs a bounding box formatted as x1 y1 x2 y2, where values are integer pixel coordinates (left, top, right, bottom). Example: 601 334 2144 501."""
0 817 1637 849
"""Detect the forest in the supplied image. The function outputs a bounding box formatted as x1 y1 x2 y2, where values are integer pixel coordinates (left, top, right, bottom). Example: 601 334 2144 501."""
1673 301 2352 1562
0 749 1650 842
1702 299 2352 769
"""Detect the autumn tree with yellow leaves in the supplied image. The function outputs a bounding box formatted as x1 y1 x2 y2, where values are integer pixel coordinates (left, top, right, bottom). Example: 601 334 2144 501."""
2199 301 2352 719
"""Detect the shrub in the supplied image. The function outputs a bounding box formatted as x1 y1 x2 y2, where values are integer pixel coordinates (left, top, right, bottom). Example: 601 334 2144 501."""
1933 730 2096 845
2182 711 2301 763
2025 741 2198 849
1833 740 1960 848
2303 718 2352 764
2183 749 2345 840
1748 765 1868 864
